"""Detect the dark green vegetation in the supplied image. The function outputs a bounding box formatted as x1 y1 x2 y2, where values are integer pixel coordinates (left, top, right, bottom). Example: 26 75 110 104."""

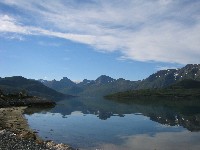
40 64 200 97
170 79 200 89
0 76 69 99
105 79 200 99
0 89 55 108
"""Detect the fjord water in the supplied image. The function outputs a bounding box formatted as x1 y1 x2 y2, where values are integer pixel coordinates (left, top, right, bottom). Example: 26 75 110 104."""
25 97 200 150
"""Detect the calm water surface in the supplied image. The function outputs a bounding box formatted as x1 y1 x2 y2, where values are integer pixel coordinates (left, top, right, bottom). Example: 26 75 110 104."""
25 97 200 150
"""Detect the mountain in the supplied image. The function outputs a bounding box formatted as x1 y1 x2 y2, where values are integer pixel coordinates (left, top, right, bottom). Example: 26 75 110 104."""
170 79 200 89
138 64 200 89
78 79 95 87
95 75 116 84
39 77 82 96
105 79 200 99
0 76 67 100
40 75 139 96
39 64 200 97
78 78 139 97
39 77 76 91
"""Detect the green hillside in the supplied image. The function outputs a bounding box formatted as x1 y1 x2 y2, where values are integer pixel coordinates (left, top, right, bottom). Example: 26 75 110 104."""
105 80 200 99
0 76 68 100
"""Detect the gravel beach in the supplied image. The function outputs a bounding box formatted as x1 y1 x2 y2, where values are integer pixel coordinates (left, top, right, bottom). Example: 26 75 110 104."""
0 129 48 150
0 129 75 150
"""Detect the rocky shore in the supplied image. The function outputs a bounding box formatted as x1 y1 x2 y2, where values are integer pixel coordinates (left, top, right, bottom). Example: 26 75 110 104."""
0 90 75 150
0 90 56 108
0 129 74 150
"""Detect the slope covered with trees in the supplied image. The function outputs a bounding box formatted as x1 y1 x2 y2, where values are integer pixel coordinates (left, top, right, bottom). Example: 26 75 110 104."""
105 79 200 99
0 76 68 100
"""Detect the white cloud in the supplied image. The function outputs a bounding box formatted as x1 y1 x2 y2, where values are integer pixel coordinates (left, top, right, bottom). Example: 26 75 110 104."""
155 65 181 71
99 131 200 150
0 14 97 44
0 15 28 34
0 33 25 41
124 131 200 150
0 0 200 64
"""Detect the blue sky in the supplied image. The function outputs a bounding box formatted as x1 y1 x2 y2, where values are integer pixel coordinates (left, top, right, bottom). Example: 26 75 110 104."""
0 0 199 81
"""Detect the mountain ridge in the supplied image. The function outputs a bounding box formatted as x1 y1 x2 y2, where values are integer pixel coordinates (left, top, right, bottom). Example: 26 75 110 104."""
39 64 200 96
105 79 200 99
0 76 70 100
40 75 139 96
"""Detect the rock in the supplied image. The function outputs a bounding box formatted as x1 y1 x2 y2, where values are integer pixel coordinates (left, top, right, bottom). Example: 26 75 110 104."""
0 129 49 149
46 141 74 150
0 129 7 135
19 131 37 140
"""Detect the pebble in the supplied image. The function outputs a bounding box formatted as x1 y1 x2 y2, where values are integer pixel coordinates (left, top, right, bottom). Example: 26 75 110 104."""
0 130 48 150
0 130 75 150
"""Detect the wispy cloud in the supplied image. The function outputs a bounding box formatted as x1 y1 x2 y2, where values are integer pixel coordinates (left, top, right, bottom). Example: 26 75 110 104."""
155 65 181 71
0 14 97 44
116 56 133 62
0 33 25 41
0 0 200 64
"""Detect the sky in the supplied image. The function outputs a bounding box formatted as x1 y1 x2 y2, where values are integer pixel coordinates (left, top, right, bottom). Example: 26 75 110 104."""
0 0 199 82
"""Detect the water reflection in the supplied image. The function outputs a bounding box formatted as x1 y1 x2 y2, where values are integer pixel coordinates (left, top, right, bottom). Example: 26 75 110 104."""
25 97 200 149
49 97 200 131
98 131 200 150
0 106 54 133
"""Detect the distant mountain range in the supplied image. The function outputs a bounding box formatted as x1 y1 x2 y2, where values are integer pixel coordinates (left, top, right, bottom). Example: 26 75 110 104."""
39 75 139 96
0 76 68 100
1 64 199 101
39 64 200 96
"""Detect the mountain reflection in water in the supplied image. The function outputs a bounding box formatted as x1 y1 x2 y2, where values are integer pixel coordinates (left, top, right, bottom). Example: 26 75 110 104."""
25 97 200 149
49 97 200 132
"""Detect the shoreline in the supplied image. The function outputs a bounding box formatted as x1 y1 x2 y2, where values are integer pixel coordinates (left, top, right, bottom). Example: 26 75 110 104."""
0 90 76 149
0 107 75 150
0 129 74 150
